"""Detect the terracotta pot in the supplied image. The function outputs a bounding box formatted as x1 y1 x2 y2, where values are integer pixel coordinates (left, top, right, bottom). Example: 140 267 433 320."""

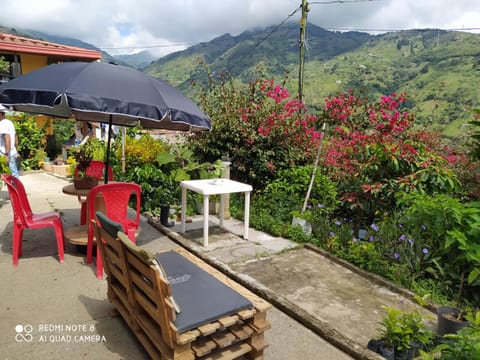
73 176 98 190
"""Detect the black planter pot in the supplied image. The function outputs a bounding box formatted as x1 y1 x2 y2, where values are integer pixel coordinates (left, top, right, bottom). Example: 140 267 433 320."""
368 339 394 360
160 206 174 227
395 347 416 360
437 306 470 336
368 339 422 360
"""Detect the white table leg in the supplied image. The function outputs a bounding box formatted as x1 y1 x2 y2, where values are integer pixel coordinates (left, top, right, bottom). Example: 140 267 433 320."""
181 187 187 233
203 195 209 246
219 194 225 226
244 191 250 240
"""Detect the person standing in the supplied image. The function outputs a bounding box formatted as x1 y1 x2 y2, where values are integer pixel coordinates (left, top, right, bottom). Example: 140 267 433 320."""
0 104 19 178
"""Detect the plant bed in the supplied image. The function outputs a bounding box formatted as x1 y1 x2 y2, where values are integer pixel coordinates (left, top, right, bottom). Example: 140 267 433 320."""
368 337 440 360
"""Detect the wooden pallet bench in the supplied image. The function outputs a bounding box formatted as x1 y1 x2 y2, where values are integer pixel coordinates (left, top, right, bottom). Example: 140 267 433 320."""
94 212 271 360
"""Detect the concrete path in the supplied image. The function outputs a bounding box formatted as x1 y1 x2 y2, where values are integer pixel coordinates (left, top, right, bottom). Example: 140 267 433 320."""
0 172 353 360
0 172 437 359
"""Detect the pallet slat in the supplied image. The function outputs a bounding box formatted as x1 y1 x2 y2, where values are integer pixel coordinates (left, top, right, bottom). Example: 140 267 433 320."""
94 220 271 360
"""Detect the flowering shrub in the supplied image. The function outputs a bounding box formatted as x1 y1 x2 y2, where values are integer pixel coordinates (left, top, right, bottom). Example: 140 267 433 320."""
117 134 169 174
320 92 459 227
187 72 321 189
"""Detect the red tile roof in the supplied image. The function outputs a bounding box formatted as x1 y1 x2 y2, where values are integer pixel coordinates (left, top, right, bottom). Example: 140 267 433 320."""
0 33 102 60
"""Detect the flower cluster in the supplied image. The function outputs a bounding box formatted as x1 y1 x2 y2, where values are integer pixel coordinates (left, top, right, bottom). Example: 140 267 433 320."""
189 73 323 189
320 92 459 226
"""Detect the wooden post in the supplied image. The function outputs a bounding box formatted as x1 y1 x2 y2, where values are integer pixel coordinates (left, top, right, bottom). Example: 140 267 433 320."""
298 0 309 102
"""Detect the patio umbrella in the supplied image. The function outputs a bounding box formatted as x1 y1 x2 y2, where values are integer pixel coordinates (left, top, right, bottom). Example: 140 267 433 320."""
0 61 211 180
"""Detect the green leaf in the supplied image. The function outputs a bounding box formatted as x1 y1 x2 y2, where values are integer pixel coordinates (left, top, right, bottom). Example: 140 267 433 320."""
467 268 480 285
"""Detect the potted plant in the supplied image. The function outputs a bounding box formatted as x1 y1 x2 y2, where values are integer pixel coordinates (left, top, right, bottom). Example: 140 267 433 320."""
154 151 194 227
437 305 470 336
420 311 480 359
369 300 434 360
71 139 98 189
155 170 179 227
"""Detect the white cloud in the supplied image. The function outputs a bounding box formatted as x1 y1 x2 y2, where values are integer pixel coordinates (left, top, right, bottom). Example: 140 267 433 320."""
0 0 478 56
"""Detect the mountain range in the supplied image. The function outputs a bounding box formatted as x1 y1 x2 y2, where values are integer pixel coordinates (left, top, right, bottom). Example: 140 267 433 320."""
1 24 479 134
142 23 480 134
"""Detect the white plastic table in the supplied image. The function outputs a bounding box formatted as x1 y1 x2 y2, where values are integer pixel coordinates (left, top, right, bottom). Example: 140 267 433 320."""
180 179 252 246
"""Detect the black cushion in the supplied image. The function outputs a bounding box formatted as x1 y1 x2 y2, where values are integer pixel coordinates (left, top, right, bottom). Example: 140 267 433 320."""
155 251 253 333
96 211 124 237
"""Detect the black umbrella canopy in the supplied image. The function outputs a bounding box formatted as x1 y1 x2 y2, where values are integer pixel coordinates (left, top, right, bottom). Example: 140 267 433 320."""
0 61 211 131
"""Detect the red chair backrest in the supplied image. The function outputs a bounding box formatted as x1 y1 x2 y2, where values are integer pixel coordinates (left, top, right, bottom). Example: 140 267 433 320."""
87 182 141 232
1 174 32 225
75 160 113 181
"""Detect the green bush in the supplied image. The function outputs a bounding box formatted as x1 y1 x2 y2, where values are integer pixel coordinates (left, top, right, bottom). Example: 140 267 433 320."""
49 119 74 158
120 137 216 215
0 156 9 175
397 193 480 305
255 165 338 223
13 115 48 170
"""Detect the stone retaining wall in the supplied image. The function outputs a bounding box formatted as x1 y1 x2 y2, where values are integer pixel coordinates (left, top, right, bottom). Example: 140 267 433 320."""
43 163 71 177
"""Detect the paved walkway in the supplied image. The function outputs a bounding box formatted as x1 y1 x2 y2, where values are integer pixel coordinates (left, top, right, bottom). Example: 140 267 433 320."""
0 172 437 359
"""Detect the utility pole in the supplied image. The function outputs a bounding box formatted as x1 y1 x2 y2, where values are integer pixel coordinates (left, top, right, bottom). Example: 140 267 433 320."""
298 0 309 103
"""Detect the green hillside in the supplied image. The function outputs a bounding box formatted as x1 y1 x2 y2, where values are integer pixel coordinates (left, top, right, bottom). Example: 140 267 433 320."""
145 25 480 133
298 30 480 129
1 23 478 134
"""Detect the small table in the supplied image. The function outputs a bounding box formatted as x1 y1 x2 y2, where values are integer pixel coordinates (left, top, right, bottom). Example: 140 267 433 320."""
62 183 105 246
180 179 253 247
62 183 91 197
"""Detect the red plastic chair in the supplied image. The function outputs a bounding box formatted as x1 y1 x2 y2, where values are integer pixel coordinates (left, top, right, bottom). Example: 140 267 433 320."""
1 173 65 266
86 182 141 279
75 160 114 225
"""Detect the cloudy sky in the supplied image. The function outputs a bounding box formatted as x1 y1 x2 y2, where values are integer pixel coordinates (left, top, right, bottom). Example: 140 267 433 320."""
0 0 478 57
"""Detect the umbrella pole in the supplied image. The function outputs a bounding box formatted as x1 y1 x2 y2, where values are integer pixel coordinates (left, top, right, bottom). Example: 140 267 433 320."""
104 115 113 184
122 127 126 173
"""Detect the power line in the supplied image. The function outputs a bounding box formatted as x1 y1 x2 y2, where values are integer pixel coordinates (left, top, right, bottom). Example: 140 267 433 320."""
99 7 303 53
97 25 479 52
205 5 303 78
232 6 302 65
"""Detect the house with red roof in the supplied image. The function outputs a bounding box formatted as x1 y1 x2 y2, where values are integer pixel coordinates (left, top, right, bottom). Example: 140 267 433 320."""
0 33 103 172
0 33 101 82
